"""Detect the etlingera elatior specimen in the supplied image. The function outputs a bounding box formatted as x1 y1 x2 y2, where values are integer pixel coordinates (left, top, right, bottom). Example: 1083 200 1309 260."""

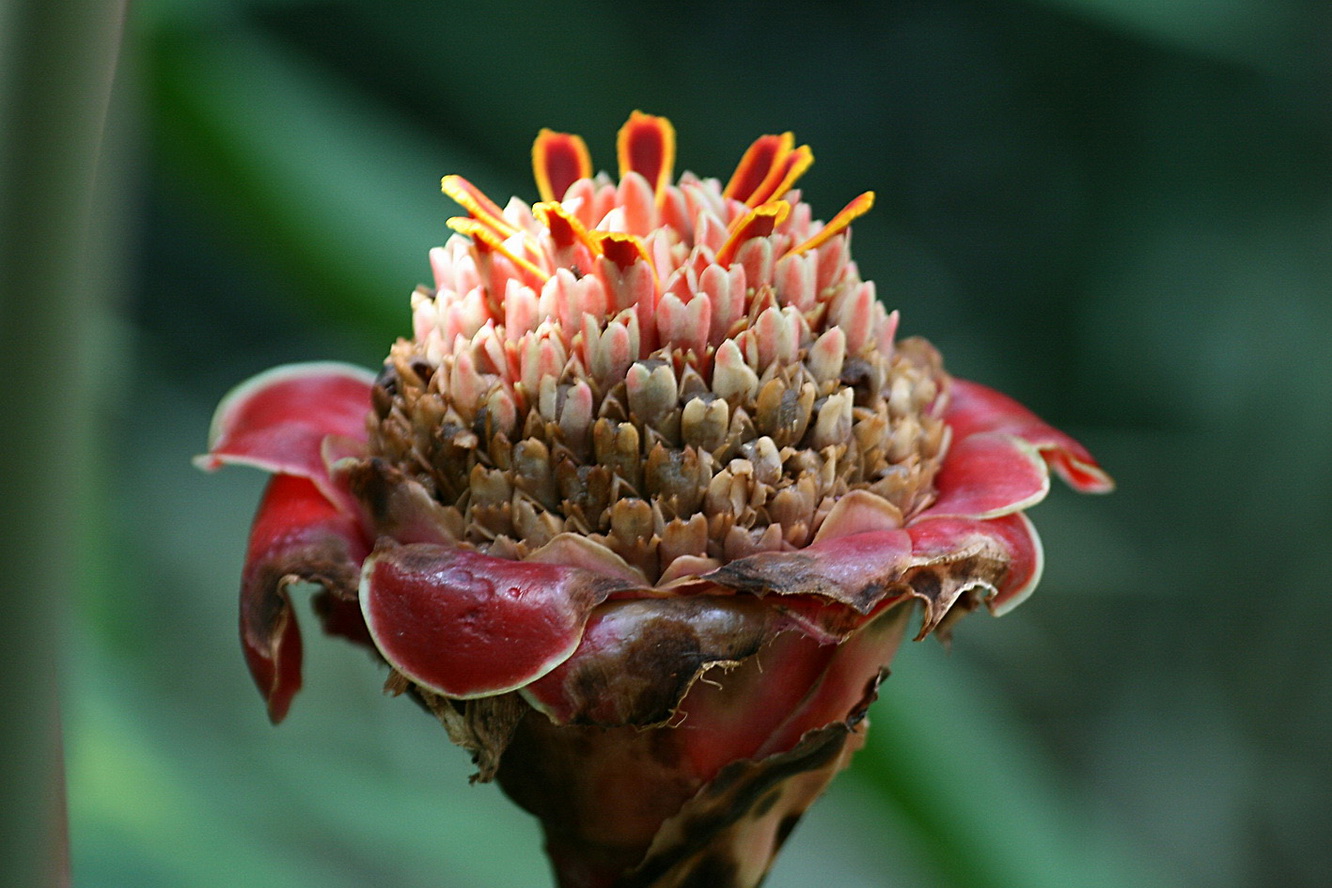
199 112 1112 888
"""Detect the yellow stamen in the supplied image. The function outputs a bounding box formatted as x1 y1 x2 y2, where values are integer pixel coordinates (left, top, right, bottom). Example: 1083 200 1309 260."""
787 191 875 256
448 216 551 283
442 175 520 239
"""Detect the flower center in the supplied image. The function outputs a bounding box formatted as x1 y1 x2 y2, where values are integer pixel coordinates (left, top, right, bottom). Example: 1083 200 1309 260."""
364 114 950 584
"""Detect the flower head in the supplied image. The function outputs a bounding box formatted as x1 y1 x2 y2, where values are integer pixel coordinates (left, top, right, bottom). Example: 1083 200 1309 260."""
200 112 1111 888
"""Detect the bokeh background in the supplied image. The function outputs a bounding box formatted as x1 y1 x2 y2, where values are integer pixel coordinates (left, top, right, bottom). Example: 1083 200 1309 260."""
17 0 1332 885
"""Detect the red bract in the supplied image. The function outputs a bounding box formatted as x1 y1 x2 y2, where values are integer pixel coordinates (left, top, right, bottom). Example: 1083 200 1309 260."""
201 113 1111 888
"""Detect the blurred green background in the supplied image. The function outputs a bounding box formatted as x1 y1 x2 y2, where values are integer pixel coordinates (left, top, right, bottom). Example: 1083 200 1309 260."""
23 0 1332 884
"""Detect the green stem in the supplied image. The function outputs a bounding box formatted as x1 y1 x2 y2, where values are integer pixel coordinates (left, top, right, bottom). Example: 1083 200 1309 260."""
0 1 129 884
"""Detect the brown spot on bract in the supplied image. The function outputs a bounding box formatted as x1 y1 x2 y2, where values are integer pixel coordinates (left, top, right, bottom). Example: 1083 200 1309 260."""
532 597 778 726
711 549 900 616
911 568 941 602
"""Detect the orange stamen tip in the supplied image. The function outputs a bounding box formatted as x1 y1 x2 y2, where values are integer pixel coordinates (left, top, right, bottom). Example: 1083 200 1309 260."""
616 111 677 204
449 217 550 283
442 175 518 238
716 201 792 266
532 129 592 204
788 191 875 256
446 216 499 250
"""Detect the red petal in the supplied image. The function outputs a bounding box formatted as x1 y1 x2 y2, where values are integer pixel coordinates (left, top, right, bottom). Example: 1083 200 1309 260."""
907 512 1044 618
661 603 907 783
595 231 652 272
723 133 790 204
721 132 814 208
750 143 813 207
197 362 376 495
241 475 370 723
534 200 598 258
531 128 592 203
946 378 1114 493
360 543 630 699
671 602 911 781
616 111 676 203
923 431 1049 519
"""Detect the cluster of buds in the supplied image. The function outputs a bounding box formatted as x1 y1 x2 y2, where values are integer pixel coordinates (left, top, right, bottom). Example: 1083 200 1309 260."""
201 113 1111 888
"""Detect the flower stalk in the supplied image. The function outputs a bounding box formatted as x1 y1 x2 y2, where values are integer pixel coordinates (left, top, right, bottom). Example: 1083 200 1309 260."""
0 1 129 885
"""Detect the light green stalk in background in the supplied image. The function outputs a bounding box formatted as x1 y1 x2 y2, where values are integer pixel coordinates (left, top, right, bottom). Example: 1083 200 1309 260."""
0 1 129 885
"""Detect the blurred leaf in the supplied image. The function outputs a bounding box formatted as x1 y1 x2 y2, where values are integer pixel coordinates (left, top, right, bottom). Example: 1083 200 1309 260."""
70 647 348 887
143 17 512 345
856 641 1175 888
1018 0 1315 74
1 0 128 884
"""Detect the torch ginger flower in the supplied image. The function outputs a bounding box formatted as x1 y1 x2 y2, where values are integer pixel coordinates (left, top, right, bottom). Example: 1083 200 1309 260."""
199 112 1112 888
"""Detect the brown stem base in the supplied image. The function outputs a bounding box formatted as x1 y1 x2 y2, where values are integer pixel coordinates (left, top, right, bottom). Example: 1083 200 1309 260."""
500 714 865 888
